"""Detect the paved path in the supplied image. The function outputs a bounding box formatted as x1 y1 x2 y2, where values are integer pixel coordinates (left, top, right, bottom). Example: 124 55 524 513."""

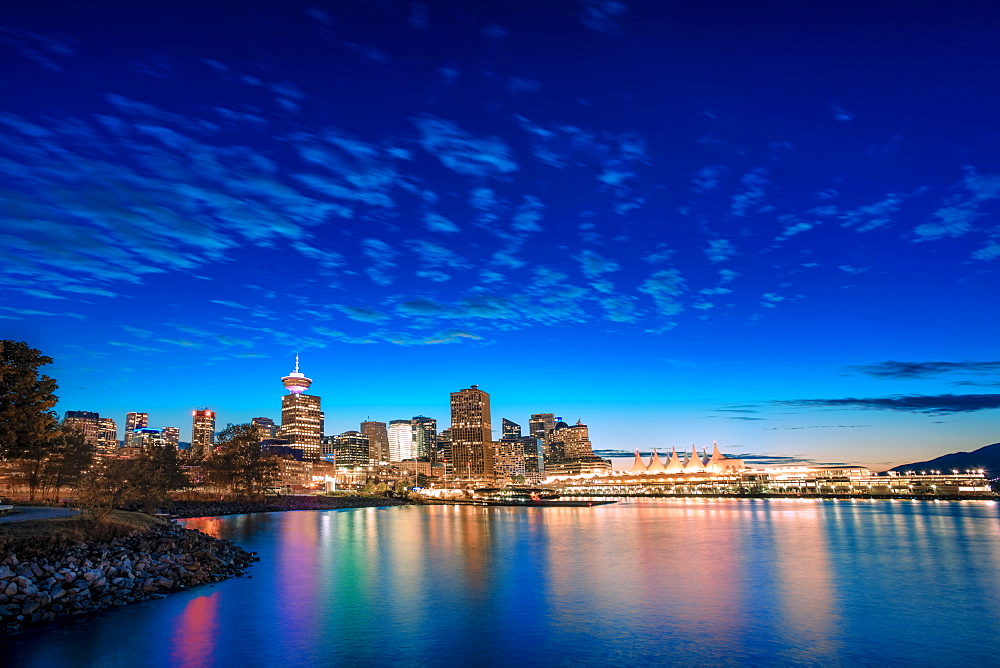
0 506 79 524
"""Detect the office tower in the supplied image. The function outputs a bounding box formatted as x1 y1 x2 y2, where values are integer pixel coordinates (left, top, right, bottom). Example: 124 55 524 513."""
521 436 544 481
529 413 555 465
329 431 370 467
162 426 180 447
280 356 322 460
63 411 101 448
545 419 611 476
191 409 216 458
450 385 493 479
97 417 118 454
124 412 149 448
361 421 390 465
388 419 416 462
132 428 164 449
411 416 437 460
437 428 452 467
502 418 522 440
493 439 526 482
251 417 279 439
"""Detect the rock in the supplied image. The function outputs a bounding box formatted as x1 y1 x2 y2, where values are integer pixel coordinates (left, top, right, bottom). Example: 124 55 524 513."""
0 566 14 579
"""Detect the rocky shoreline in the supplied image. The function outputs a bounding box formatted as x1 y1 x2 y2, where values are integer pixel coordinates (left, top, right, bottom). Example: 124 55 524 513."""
0 522 255 636
167 495 416 518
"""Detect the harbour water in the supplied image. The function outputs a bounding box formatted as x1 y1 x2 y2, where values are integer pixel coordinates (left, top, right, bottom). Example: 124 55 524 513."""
5 499 1000 666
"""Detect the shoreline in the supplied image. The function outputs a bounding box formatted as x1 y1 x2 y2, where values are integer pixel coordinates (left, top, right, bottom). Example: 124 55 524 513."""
165 495 417 518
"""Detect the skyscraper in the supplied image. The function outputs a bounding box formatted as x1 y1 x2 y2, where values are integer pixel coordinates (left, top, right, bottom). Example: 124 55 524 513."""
97 417 118 454
529 413 556 466
124 412 148 448
63 411 100 448
388 419 416 462
450 385 493 479
191 409 216 458
411 416 437 460
545 419 611 476
330 431 370 467
361 421 389 465
251 417 279 439
162 426 180 447
280 357 322 459
502 418 522 440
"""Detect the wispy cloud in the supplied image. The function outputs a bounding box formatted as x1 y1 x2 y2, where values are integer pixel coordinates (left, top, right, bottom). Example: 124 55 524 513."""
852 360 1000 379
776 394 1000 415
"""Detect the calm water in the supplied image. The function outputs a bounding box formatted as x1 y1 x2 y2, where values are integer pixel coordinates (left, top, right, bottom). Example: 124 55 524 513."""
5 499 1000 667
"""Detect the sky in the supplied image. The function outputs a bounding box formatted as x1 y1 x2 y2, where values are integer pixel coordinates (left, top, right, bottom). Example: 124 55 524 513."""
1 0 998 471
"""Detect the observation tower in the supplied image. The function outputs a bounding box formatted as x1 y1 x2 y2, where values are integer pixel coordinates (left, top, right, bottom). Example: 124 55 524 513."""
282 355 313 394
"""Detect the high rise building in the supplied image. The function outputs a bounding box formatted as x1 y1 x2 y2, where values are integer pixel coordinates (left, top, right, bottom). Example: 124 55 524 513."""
329 431 370 467
280 357 322 459
162 426 180 447
545 419 611 476
388 419 416 462
124 412 148 448
502 418 522 440
411 416 437 460
437 428 452 468
251 417 279 439
132 428 164 449
361 421 389 465
493 439 526 482
63 411 100 448
97 417 118 454
529 413 556 466
450 385 493 479
191 409 216 458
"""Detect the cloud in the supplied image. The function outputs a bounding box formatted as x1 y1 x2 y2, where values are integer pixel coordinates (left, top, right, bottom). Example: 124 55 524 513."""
511 195 545 232
361 238 398 286
731 168 769 216
838 193 906 232
424 212 460 234
852 360 1000 379
692 165 727 193
335 306 390 323
915 167 1000 241
577 249 620 278
764 425 871 430
638 269 686 316
704 239 737 263
776 394 1000 415
579 0 629 34
412 116 518 177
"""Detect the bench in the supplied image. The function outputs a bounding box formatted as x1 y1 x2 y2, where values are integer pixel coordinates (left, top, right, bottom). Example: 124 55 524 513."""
0 505 13 515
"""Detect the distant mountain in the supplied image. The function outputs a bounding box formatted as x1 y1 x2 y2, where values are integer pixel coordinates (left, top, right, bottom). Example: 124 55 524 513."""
890 443 1000 479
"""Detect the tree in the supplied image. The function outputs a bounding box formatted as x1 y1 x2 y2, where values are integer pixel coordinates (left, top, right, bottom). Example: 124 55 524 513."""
0 341 58 461
203 423 277 500
42 427 95 501
78 444 190 516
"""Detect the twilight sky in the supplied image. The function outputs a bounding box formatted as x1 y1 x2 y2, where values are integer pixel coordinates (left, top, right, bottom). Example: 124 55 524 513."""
2 0 998 470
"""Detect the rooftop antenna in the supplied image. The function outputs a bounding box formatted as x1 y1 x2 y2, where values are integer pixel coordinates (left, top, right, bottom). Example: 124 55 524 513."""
294 353 300 373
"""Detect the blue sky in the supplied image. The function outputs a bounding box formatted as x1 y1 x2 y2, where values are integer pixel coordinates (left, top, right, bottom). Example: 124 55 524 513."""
2 0 998 470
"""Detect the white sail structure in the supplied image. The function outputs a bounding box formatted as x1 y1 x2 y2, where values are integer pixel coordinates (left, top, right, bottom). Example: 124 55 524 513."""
664 447 684 472
646 448 666 472
628 450 648 473
705 441 745 471
683 444 704 472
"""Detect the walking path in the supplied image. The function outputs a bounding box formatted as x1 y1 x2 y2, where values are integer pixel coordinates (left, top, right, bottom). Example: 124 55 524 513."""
0 506 79 524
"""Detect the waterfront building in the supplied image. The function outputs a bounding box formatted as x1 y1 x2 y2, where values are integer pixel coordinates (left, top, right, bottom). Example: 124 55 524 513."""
97 417 118 453
389 420 416 462
411 416 437 460
665 447 684 472
683 445 705 472
124 412 148 448
646 449 666 472
361 421 390 465
326 431 370 467
544 419 611 477
450 385 493 480
63 411 101 448
437 428 452 470
493 439 526 482
502 418 522 440
251 417 279 439
161 426 180 447
280 357 322 460
191 409 216 458
529 413 556 464
629 450 647 473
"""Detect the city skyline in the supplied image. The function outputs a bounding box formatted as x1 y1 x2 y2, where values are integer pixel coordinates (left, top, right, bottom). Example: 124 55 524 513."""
2 0 998 471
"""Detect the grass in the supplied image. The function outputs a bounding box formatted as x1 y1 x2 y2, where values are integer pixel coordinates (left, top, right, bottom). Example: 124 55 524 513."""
0 511 166 561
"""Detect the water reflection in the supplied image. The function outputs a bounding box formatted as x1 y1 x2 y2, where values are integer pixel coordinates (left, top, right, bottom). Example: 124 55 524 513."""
4 500 1000 667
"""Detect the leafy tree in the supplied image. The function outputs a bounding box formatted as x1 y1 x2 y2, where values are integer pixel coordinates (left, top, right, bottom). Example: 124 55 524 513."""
78 444 190 516
362 480 376 494
42 427 95 501
203 423 277 500
0 342 59 494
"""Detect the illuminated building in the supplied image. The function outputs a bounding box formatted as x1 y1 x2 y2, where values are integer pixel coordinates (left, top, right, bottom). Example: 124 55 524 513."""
529 413 556 465
361 421 390 465
502 418 522 440
124 412 148 448
327 431 370 467
279 356 322 460
191 409 216 458
646 449 666 472
251 417 279 439
132 428 164 449
389 419 416 462
544 419 611 476
162 426 180 447
98 417 118 453
493 439 525 482
437 428 452 467
450 385 493 479
63 411 100 448
411 416 437 460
